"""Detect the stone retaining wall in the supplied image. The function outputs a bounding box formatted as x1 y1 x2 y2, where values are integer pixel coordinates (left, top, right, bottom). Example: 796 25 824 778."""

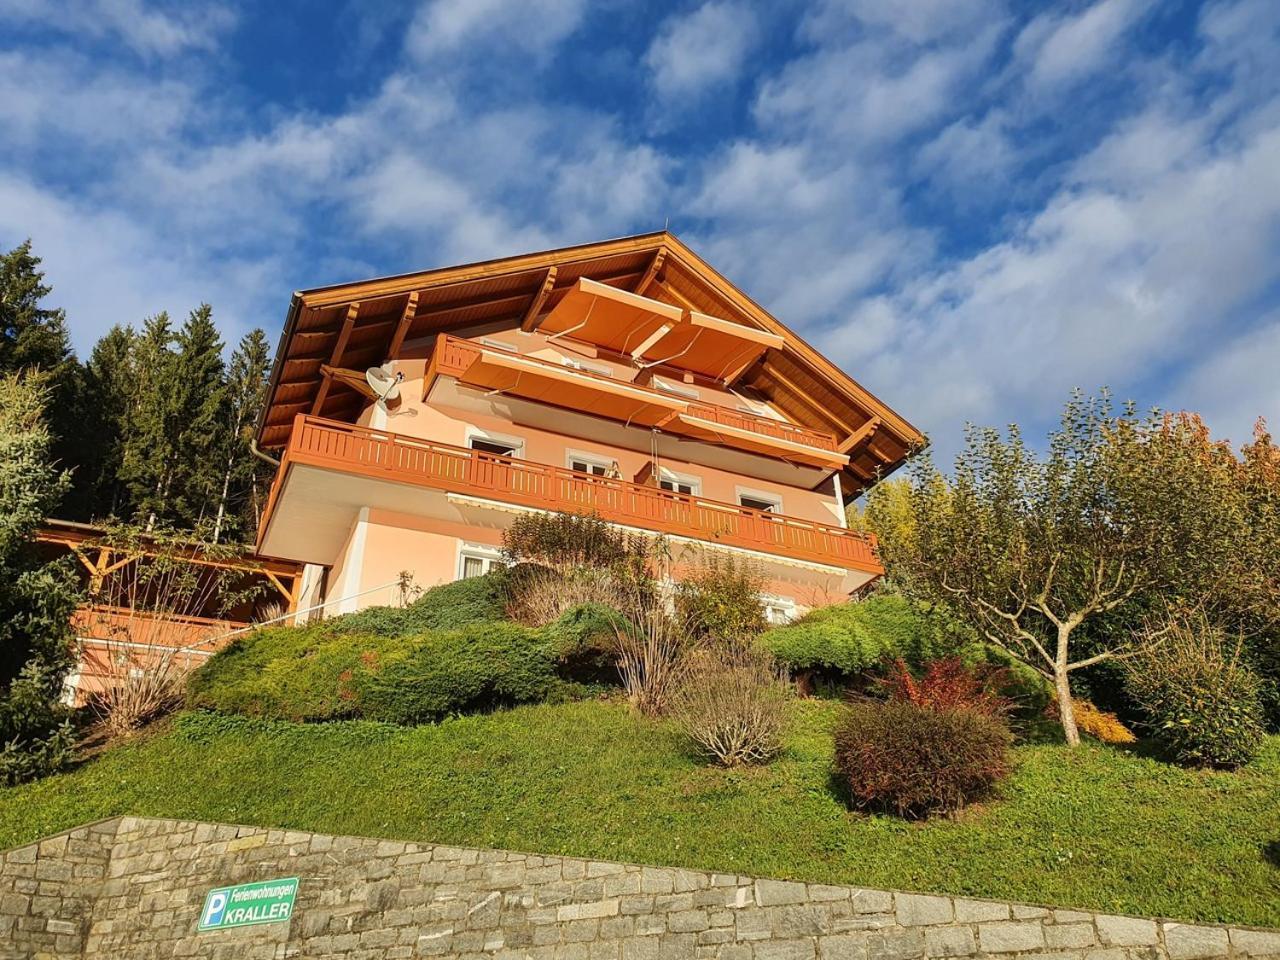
2 816 1277 959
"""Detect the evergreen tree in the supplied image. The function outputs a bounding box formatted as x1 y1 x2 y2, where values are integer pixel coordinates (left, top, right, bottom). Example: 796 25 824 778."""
170 304 227 530
0 240 85 514
119 313 177 529
212 328 271 543
79 324 137 519
0 372 81 784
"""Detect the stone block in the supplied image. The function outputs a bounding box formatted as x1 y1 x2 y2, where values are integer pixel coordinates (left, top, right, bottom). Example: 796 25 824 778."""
818 933 870 959
755 879 808 907
1230 928 1280 957
924 925 977 957
558 898 621 922
1162 923 1230 959
668 909 711 933
867 928 925 960
977 921 1046 953
1044 923 1096 949
641 869 676 895
953 898 1009 923
1094 915 1158 947
621 937 661 960
894 893 953 927
755 938 818 960
849 890 894 915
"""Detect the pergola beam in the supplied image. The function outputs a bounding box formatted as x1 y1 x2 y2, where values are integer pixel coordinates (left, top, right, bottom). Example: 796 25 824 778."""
520 267 558 332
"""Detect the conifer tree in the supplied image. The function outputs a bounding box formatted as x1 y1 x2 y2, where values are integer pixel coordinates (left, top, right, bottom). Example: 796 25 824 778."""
169 304 227 530
79 324 137 519
212 329 270 543
119 313 177 529
0 372 80 784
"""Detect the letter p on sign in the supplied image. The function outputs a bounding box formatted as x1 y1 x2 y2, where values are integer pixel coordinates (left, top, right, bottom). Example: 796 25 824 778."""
200 891 228 929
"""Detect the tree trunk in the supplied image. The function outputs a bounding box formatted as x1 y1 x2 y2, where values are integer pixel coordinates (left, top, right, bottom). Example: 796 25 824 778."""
1054 667 1080 746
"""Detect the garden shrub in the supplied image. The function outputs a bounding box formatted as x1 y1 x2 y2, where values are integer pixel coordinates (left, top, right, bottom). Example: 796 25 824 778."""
327 572 508 637
670 645 788 766
188 620 570 724
674 555 767 643
502 511 644 571
878 657 1011 718
1071 698 1136 745
505 564 623 628
764 593 967 681
1121 615 1266 768
833 700 1012 818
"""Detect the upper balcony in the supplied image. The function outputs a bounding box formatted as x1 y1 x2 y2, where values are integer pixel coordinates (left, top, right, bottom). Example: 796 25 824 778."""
426 334 849 470
257 415 882 579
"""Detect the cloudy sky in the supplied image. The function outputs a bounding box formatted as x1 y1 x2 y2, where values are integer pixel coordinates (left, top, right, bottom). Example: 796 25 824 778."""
2 0 1278 460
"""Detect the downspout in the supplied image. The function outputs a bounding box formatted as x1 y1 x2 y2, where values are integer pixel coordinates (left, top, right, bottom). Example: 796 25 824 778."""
250 437 281 468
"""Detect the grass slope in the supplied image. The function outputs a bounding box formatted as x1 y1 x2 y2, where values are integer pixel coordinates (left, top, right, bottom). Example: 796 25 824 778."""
2 699 1277 927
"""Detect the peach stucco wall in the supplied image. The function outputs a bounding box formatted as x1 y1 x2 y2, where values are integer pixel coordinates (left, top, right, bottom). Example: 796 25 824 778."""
312 326 853 616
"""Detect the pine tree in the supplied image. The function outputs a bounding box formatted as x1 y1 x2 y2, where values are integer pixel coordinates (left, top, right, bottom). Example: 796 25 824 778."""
0 372 80 784
79 325 137 520
119 313 177 530
169 305 227 531
0 240 85 515
212 329 271 543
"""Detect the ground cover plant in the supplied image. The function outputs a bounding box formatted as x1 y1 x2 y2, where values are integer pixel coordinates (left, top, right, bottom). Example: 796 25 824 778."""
1 699 1277 927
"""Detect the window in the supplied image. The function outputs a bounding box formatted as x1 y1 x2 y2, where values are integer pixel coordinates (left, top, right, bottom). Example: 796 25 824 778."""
763 597 796 625
567 451 615 477
459 545 506 580
738 488 782 513
478 337 517 353
468 430 523 458
653 377 699 400
658 468 700 496
561 356 613 377
736 397 784 421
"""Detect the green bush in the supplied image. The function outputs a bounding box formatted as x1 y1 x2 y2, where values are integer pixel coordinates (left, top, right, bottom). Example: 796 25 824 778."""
674 555 767 643
502 511 644 571
833 700 1012 818
764 594 966 678
327 571 509 637
1122 616 1266 768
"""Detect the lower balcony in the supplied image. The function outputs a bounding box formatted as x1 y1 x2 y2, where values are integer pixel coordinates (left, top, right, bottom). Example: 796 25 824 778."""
258 416 883 581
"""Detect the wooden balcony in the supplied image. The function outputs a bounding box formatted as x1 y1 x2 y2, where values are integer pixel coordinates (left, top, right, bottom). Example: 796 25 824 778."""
259 415 881 574
427 335 847 468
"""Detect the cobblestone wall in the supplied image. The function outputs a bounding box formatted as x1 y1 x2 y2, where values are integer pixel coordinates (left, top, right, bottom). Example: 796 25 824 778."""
2 816 1278 959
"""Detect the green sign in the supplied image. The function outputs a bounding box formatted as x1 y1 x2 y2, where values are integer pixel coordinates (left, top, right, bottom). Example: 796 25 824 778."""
198 877 299 931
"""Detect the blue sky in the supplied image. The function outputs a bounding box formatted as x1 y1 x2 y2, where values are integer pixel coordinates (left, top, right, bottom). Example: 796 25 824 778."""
1 0 1278 462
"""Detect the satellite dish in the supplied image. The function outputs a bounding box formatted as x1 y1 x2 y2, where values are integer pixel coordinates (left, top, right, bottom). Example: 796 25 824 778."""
365 366 404 411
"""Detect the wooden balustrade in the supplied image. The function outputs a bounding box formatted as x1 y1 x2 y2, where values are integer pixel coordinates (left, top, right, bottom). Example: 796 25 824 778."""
272 415 880 573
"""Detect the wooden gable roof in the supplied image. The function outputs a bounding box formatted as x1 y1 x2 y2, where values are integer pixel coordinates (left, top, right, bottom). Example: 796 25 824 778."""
256 232 925 496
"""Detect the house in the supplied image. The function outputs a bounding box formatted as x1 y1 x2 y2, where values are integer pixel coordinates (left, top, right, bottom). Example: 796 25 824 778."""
254 233 923 620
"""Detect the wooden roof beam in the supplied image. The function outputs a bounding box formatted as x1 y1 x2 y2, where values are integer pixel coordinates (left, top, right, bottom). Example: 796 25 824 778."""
839 416 881 455
386 291 418 362
310 303 359 414
761 361 848 436
634 249 666 296
521 267 557 332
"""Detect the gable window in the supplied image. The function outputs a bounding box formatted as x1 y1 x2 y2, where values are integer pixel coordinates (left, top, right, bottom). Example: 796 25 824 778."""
653 377 699 400
458 544 506 580
468 430 523 458
738 488 782 513
658 468 700 497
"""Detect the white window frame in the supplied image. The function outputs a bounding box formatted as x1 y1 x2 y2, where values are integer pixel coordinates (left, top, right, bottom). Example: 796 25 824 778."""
465 427 525 459
658 467 701 497
561 355 613 378
566 449 615 477
733 392 785 422
653 377 700 400
736 485 783 514
762 595 797 625
457 542 506 580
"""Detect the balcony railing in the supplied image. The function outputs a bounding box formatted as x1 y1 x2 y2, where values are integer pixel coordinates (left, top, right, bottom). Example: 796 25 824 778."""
265 415 881 574
431 334 840 454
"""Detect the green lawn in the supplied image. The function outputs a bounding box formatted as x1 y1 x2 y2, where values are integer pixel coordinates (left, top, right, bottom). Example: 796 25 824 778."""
2 699 1278 927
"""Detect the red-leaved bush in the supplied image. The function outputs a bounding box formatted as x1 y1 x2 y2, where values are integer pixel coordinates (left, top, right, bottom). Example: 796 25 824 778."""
877 657 1012 718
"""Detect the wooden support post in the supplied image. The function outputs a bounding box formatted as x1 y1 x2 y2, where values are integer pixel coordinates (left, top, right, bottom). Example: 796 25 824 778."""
520 267 557 332
386 291 418 362
839 416 881 455
634 249 666 296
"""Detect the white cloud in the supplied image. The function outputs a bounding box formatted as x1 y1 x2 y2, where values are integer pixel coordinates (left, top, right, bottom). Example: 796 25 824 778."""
0 0 235 57
644 1 757 102
405 0 587 61
1174 310 1280 446
801 0 1003 46
1014 0 1154 91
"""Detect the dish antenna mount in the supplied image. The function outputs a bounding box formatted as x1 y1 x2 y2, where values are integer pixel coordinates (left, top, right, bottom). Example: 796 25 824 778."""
365 365 405 413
